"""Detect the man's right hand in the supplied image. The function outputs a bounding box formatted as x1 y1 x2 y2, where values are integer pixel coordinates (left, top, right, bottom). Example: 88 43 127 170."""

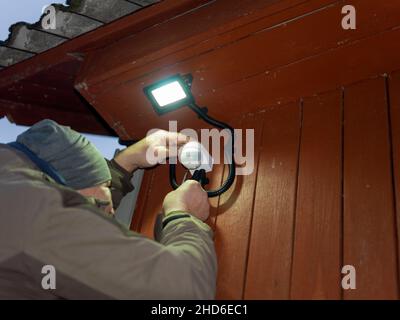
162 180 210 221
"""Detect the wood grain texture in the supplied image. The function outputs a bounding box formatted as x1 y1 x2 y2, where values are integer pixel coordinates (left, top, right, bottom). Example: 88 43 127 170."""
343 77 398 299
82 0 284 86
136 165 168 239
201 27 400 123
79 0 400 139
130 170 154 232
244 102 301 299
388 72 400 286
115 2 400 299
0 99 108 135
204 134 227 231
0 0 210 88
290 90 342 299
96 0 400 98
214 113 264 299
0 0 399 300
128 75 400 298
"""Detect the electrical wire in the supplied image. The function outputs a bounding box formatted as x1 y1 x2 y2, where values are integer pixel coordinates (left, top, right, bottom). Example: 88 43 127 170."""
169 103 236 197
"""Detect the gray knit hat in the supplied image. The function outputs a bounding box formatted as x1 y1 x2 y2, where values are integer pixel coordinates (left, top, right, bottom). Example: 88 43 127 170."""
16 119 111 189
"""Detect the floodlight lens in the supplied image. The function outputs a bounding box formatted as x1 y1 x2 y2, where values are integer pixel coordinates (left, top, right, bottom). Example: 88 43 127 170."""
151 81 187 107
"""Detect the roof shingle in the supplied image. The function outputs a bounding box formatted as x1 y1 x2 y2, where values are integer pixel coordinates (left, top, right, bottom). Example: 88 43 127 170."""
0 0 160 68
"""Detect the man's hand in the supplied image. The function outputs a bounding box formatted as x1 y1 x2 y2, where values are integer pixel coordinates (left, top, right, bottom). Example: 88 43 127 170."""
162 180 210 222
114 130 189 173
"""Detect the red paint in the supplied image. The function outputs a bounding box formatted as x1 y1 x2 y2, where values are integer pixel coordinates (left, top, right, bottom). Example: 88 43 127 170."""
2 0 400 299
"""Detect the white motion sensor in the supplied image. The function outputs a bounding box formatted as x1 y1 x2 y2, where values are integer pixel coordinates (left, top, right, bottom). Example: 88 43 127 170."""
178 141 214 174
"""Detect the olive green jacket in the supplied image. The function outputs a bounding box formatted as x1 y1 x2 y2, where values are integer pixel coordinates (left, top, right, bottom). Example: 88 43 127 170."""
0 144 217 299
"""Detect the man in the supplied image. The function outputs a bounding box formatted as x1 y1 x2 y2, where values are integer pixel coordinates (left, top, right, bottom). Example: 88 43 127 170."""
0 119 216 299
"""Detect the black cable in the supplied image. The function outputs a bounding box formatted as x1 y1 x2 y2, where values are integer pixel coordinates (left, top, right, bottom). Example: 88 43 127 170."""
169 103 236 197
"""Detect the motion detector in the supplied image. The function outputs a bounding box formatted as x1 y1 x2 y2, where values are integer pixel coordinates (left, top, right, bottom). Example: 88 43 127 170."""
178 141 213 175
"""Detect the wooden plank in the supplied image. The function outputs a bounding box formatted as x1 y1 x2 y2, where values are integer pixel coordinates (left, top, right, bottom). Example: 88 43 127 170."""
290 90 342 299
0 99 110 135
137 164 169 239
0 0 212 130
388 71 400 285
183 0 400 95
0 81 83 112
82 0 332 90
88 23 400 139
94 0 400 95
343 77 398 299
0 0 211 88
130 170 154 232
199 27 400 122
27 64 79 90
244 102 301 299
82 0 284 85
78 0 212 52
199 125 227 231
214 113 264 299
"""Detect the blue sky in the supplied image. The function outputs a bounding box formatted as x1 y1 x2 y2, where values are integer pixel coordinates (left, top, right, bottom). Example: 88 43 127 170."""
0 0 67 41
0 1 121 158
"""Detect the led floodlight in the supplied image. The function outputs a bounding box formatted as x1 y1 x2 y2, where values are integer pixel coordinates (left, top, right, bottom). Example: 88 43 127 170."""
143 73 236 197
143 74 194 115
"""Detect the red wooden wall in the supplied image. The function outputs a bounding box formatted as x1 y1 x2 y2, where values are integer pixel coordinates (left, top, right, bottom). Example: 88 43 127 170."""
132 74 400 300
75 0 400 299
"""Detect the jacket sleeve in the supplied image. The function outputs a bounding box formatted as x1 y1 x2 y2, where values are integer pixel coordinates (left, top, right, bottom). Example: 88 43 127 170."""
24 190 217 300
106 159 134 208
